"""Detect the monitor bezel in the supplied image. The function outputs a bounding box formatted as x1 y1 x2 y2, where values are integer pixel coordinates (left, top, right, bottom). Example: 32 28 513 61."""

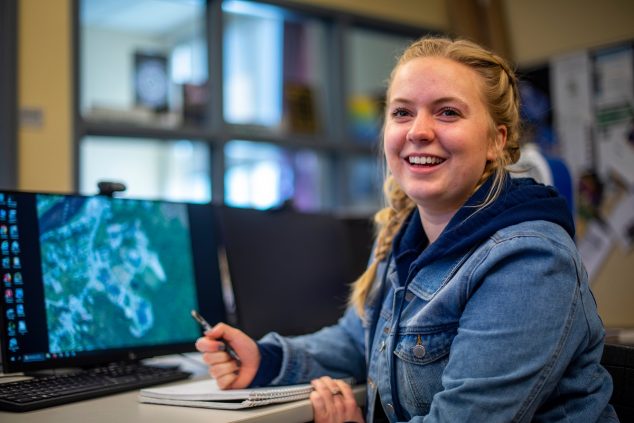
0 190 226 374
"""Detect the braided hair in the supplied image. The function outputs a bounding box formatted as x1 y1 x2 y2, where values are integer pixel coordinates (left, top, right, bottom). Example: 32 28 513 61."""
349 36 522 318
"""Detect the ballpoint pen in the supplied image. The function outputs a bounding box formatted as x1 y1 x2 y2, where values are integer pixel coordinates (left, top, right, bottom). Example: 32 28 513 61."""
191 310 241 364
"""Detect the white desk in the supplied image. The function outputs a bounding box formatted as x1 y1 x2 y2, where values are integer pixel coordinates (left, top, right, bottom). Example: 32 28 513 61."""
0 380 366 423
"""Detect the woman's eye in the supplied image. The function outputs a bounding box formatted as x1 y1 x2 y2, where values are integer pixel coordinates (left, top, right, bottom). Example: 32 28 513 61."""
439 107 460 117
391 108 410 118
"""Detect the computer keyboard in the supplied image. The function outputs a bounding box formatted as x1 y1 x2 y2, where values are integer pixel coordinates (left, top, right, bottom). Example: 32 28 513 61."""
0 362 191 412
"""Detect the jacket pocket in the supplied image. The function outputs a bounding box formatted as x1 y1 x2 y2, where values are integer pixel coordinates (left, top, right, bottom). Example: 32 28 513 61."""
393 325 457 415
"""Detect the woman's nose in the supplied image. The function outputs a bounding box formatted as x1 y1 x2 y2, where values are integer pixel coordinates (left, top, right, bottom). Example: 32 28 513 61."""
407 113 434 143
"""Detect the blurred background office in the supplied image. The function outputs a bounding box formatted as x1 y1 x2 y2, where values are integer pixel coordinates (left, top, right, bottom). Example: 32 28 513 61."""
1 0 633 331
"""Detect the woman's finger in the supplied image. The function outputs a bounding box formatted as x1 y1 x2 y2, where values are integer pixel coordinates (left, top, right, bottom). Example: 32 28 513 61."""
210 359 239 376
202 351 233 366
309 378 364 423
215 370 238 390
335 380 363 422
310 390 328 421
311 377 337 422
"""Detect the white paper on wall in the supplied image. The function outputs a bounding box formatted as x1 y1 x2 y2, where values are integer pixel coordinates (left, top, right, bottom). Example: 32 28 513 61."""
550 51 594 184
593 46 634 188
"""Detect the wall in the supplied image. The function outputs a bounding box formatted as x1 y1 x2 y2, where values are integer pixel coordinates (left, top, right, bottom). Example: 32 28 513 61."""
18 0 73 192
81 27 165 114
505 0 634 67
289 0 448 30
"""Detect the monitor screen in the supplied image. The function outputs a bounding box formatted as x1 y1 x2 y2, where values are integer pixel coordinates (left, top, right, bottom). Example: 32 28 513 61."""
0 191 226 373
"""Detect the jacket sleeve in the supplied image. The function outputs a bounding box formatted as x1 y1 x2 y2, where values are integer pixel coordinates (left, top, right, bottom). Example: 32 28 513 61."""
259 306 367 386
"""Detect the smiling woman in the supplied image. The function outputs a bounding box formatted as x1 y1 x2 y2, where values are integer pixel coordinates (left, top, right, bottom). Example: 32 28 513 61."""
195 36 617 423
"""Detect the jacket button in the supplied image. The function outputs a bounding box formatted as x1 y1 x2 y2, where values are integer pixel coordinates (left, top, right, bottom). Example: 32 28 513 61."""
383 326 390 334
405 291 414 301
413 344 426 358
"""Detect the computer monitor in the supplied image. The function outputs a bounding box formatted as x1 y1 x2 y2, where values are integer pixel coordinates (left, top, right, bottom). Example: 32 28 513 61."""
216 206 356 339
0 191 226 373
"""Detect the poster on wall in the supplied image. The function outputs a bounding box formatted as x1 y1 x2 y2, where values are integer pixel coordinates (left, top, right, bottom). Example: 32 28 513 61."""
550 51 594 184
593 45 634 188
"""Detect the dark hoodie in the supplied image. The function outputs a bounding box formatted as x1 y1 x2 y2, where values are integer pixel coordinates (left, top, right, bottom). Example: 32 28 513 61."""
392 177 575 289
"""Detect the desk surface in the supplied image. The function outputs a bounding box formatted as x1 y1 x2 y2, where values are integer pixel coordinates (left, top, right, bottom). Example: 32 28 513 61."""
0 380 366 423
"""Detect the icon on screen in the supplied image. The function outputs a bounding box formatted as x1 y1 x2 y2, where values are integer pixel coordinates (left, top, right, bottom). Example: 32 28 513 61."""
12 257 21 269
2 257 9 269
0 209 5 221
13 272 22 284
16 303 24 317
0 225 7 238
8 209 17 223
7 196 16 208
9 225 18 239
11 241 19 254
1 240 8 255
3 273 11 286
7 321 16 336
6 308 15 320
4 288 13 303
8 338 18 352
15 288 23 302
17 320 27 334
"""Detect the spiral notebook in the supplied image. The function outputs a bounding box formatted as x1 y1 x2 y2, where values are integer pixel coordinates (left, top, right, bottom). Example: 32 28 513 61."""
138 379 316 410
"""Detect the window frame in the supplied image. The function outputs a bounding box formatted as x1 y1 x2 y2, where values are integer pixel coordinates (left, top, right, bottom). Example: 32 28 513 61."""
72 0 430 210
1 0 18 190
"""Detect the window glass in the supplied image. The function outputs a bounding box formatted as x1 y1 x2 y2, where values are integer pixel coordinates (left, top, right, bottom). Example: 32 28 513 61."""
346 28 413 145
80 136 211 203
222 0 328 134
345 155 384 213
80 0 208 128
224 140 330 211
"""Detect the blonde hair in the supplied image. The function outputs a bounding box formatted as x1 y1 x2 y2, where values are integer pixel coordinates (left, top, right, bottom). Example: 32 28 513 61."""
350 36 522 317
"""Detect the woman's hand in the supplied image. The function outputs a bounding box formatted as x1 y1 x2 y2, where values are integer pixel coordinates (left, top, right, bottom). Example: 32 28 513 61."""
310 376 364 423
194 322 259 389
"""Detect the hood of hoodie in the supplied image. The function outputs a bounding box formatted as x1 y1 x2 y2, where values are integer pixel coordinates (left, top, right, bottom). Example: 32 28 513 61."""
393 177 575 285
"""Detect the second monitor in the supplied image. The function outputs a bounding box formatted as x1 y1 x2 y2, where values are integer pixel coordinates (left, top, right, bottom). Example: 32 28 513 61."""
217 206 373 339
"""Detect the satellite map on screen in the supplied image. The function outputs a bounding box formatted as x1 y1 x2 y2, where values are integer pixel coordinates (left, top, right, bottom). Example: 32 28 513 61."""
36 195 200 353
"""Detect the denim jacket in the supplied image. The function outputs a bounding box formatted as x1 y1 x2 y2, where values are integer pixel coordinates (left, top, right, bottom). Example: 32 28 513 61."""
259 179 616 422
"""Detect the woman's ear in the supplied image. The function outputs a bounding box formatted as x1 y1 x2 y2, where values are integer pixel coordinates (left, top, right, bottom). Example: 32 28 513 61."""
487 124 507 161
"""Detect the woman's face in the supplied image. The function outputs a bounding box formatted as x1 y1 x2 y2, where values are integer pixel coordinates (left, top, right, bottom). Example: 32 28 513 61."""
384 56 506 215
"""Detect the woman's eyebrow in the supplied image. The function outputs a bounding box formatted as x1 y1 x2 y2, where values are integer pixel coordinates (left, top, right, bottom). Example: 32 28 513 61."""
388 96 470 111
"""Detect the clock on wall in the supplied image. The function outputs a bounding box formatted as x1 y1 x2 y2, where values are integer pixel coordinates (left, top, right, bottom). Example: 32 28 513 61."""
134 52 169 112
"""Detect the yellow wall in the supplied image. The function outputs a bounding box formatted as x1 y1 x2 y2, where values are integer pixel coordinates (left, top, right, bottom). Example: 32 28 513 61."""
289 0 448 30
505 0 634 67
18 0 73 193
592 247 634 328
